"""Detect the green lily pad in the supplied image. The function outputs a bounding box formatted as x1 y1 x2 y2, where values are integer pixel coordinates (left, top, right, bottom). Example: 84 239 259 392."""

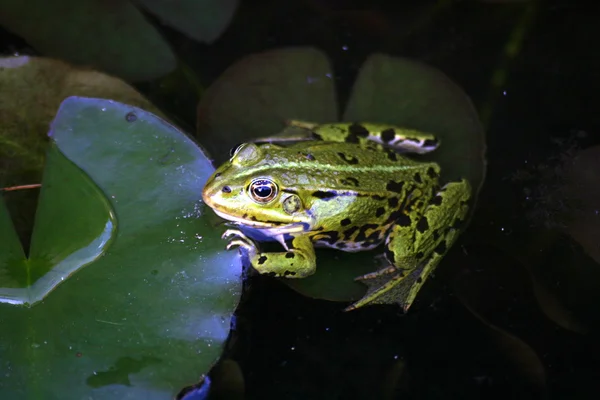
0 144 115 304
0 97 241 399
0 55 166 250
135 0 239 44
0 0 175 81
196 47 485 304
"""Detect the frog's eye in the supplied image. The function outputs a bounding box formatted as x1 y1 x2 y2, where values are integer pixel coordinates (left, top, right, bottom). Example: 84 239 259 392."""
229 143 244 157
248 179 278 203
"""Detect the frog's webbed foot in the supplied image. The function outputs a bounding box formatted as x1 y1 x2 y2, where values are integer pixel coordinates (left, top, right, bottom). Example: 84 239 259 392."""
344 261 432 313
222 229 259 258
345 179 471 313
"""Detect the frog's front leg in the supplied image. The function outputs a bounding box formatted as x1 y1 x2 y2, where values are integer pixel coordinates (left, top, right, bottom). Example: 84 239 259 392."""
345 179 471 312
222 229 316 278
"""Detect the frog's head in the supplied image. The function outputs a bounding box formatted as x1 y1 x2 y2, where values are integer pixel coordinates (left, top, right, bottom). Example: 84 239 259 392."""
202 143 315 233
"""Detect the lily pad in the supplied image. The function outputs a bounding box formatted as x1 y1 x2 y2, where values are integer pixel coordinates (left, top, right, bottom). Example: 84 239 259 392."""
0 0 175 81
0 55 165 249
134 0 239 44
196 47 485 304
0 97 241 399
196 47 339 159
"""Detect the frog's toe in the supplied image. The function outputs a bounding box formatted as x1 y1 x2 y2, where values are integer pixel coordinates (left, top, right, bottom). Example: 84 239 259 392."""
355 265 401 281
222 229 248 241
225 239 256 253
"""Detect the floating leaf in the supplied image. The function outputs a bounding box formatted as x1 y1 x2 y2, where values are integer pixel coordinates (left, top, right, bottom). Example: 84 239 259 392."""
196 47 486 304
135 0 239 44
0 97 241 398
0 55 166 248
196 47 338 159
343 53 486 198
0 0 176 81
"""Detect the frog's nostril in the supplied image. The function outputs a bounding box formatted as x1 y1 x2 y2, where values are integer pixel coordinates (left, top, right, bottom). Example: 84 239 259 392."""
222 186 232 194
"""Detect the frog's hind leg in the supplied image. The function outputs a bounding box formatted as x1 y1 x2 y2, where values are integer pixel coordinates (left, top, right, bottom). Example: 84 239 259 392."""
345 179 471 312
303 122 440 154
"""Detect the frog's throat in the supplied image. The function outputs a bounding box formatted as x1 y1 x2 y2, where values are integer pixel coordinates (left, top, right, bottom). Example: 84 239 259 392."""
212 208 312 234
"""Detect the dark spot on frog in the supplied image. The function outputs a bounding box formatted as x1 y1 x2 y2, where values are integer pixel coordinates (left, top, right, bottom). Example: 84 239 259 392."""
317 231 340 245
423 138 439 148
337 152 359 165
416 217 429 233
346 123 369 143
311 132 323 140
285 252 295 259
257 255 268 265
355 224 379 242
242 213 248 219
284 270 296 276
388 197 399 208
375 207 385 217
340 177 359 187
372 194 386 201
343 226 358 239
431 195 443 206
416 251 425 259
386 149 398 161
250 216 257 221
416 277 423 284
396 213 411 227
414 173 423 184
214 172 221 178
349 123 370 137
381 128 395 143
312 190 337 200
222 186 232 193
336 242 347 249
432 229 441 241
341 218 352 226
386 181 404 193
125 112 137 122
361 231 382 247
434 240 447 255
427 167 437 179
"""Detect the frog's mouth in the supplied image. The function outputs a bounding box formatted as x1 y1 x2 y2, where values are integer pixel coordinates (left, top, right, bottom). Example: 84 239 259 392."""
211 208 313 234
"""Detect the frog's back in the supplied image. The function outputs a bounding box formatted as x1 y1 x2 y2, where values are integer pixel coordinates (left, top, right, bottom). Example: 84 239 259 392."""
263 141 441 195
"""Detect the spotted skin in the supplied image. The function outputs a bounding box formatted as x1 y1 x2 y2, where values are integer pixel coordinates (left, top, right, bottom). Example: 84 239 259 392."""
202 121 471 313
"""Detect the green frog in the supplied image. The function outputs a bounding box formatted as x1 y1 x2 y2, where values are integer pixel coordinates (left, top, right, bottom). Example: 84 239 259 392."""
202 121 471 312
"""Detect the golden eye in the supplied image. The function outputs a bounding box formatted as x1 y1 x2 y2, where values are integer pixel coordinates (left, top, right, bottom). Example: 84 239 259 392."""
248 179 278 203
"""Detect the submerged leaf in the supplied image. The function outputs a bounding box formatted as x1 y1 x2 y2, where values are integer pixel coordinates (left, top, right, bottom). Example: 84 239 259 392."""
196 47 338 159
135 0 239 44
0 0 175 81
